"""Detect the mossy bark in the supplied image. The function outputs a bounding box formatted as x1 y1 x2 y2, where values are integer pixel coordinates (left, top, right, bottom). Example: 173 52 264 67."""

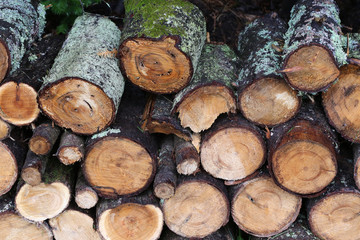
342 33 360 59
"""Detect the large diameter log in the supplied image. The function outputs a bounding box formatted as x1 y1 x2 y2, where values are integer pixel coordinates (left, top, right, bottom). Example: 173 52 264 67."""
231 171 302 238
162 172 229 238
269 102 338 197
0 0 45 81
307 158 360 240
237 13 300 127
75 169 98 209
160 226 235 240
118 0 206 94
29 122 61 155
200 114 266 181
282 0 346 92
172 43 237 133
21 150 49 186
38 14 125 135
174 136 200 175
56 130 85 165
322 64 360 143
97 190 163 240
84 83 157 198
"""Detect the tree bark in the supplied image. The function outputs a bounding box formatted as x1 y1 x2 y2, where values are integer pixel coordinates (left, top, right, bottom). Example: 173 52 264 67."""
38 13 125 135
343 33 360 59
56 130 85 165
118 0 206 94
282 0 346 92
236 13 300 127
75 169 99 209
174 136 200 175
200 114 266 181
21 150 49 186
0 0 45 81
29 122 61 155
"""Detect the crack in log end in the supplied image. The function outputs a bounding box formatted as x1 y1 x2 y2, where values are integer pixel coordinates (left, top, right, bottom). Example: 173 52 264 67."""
83 100 94 117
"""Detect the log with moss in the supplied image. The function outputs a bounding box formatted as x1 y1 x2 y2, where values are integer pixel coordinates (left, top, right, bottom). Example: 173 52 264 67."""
172 43 237 133
174 136 200 175
75 169 98 209
118 0 206 94
237 13 300 127
0 0 45 82
83 83 157 198
343 33 360 60
268 101 338 197
21 150 49 186
38 14 125 135
29 122 60 155
97 189 163 240
282 0 347 92
56 130 85 165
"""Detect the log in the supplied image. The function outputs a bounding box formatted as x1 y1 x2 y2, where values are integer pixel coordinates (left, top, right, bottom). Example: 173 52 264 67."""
28 122 61 155
21 150 49 186
75 169 99 209
172 43 237 133
84 83 157 198
200 114 266 181
322 64 360 143
174 136 200 175
343 33 360 59
142 94 192 141
0 118 11 140
268 101 338 197
56 130 85 165
153 135 177 199
118 0 206 94
38 14 125 135
0 0 45 81
97 189 163 240
307 158 360 239
162 172 229 238
15 157 75 221
0 33 65 126
230 171 302 238
282 0 346 92
237 13 300 127
160 226 236 240
353 143 360 190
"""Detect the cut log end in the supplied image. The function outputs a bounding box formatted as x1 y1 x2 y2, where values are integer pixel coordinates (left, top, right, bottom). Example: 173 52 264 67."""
15 182 71 222
201 127 265 180
58 147 83 165
85 137 155 197
98 203 163 240
356 160 360 190
239 78 300 126
284 45 340 92
0 142 17 195
232 176 301 237
0 82 39 126
0 212 53 240
29 136 51 155
21 167 41 186
154 183 175 199
39 78 114 135
272 140 337 195
176 159 199 175
309 192 360 240
0 119 11 140
75 188 99 209
176 85 236 133
119 36 191 94
0 40 9 82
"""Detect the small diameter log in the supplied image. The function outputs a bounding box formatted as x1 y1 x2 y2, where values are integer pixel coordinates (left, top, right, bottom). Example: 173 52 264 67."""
38 14 124 135
56 130 85 165
282 0 346 92
29 122 61 155
21 150 49 186
231 171 302 238
0 118 11 140
97 190 163 240
174 136 200 175
153 135 177 199
0 34 65 126
160 226 235 240
119 0 206 94
269 102 338 197
322 64 360 142
15 158 75 221
237 13 300 127
353 143 360 190
200 114 266 181
142 94 192 141
75 170 99 209
162 172 229 238
84 83 157 198
0 0 45 81
307 158 360 240
172 43 237 133
49 209 101 240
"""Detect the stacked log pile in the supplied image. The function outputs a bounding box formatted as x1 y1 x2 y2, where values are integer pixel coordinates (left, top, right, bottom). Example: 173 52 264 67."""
0 0 360 239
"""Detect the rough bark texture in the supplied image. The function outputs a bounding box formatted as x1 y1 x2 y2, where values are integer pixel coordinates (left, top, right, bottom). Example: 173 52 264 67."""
29 122 60 155
343 33 360 59
236 13 300 127
174 136 200 175
118 0 206 94
153 135 177 199
75 169 98 209
38 14 125 135
21 150 49 186
56 130 85 165
0 0 45 81
172 43 237 133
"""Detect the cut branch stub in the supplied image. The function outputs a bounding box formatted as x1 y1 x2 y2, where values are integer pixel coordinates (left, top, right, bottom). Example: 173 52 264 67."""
29 122 60 155
174 136 200 175
21 150 49 186
56 131 85 165
172 43 237 133
282 0 346 92
38 14 124 135
119 0 206 94
75 170 98 209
